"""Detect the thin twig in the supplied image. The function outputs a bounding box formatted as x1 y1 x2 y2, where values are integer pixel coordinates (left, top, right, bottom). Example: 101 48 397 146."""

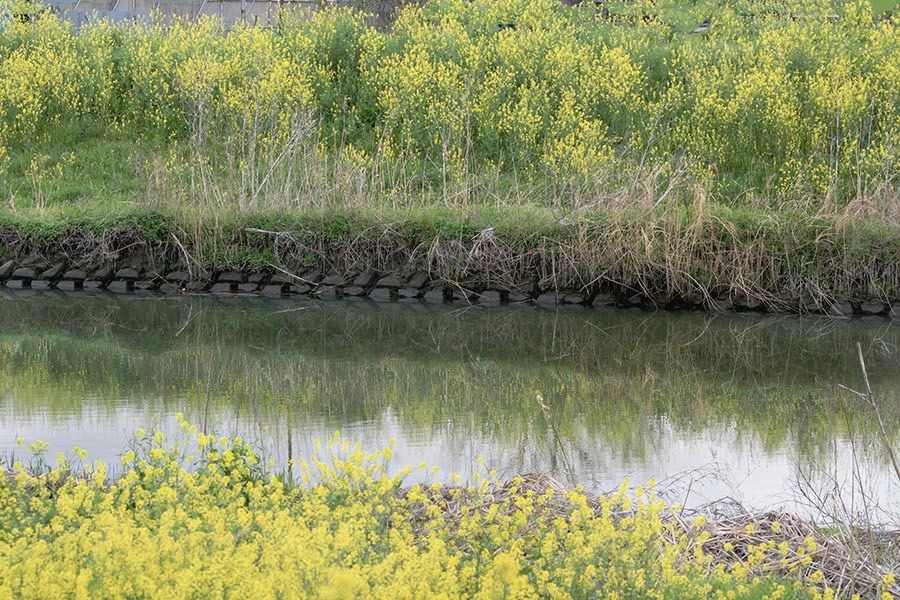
856 342 900 485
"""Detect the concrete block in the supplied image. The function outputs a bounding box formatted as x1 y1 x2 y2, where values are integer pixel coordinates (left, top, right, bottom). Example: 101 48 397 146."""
90 266 114 282
270 272 298 285
107 280 134 293
591 293 616 307
314 285 340 299
217 271 245 284
262 284 286 296
289 283 312 295
342 286 366 297
860 302 887 316
165 270 191 283
449 288 475 303
536 292 560 306
321 273 347 286
480 290 502 305
710 299 733 313
406 272 429 289
368 288 394 302
300 270 322 284
375 275 404 289
423 288 446 303
0 260 15 279
352 270 379 288
115 267 141 281
562 293 585 305
11 267 37 280
398 287 421 299
210 283 234 294
159 283 182 294
63 269 87 281
56 280 84 291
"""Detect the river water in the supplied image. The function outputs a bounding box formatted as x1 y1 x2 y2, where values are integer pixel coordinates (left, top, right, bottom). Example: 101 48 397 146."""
1 289 899 518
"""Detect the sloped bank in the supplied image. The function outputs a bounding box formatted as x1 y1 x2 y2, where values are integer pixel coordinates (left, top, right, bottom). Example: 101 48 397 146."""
2 207 900 317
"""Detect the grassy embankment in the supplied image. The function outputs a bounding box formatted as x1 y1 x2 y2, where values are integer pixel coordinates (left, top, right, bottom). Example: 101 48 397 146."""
2 422 898 598
1 0 899 308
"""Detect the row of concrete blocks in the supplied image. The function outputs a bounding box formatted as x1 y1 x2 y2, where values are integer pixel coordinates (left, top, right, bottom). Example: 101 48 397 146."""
1 259 897 315
0 260 613 307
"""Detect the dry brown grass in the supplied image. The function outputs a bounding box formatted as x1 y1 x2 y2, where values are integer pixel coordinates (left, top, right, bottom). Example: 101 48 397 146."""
401 473 900 600
3 167 900 311
675 508 900 600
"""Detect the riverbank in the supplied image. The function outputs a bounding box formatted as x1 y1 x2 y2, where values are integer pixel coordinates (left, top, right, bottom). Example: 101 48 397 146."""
1 1 898 316
2 206 900 315
1 425 897 599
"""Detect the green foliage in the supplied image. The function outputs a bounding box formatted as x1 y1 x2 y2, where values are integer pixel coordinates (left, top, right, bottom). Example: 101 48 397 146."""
0 1 898 301
0 0 897 210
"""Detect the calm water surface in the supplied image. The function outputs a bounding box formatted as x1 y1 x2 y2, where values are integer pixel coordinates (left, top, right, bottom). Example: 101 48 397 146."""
2 289 899 517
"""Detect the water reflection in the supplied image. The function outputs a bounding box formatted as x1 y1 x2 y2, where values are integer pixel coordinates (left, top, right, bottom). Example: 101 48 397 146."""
1 289 899 513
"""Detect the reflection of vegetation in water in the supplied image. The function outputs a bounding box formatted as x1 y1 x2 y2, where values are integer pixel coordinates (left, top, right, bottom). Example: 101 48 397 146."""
1 293 899 468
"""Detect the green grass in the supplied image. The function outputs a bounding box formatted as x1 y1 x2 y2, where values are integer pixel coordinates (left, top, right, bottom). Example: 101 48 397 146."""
3 123 165 212
0 0 898 307
2 0 898 211
871 0 898 13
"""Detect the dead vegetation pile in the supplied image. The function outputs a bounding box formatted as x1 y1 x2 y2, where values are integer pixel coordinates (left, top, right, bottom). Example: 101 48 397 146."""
403 473 900 599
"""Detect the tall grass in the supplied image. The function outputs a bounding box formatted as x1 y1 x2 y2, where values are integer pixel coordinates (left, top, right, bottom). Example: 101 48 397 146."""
1 0 899 307
0 0 898 214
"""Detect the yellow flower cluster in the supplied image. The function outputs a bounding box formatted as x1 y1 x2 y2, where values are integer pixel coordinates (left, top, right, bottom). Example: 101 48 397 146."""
0 420 854 599
1 0 897 203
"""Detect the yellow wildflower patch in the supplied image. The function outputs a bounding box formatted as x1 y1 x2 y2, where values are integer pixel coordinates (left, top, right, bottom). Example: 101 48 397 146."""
0 426 825 598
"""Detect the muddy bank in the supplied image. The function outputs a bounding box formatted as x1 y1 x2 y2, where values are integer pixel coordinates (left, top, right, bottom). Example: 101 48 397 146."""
2 209 900 317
